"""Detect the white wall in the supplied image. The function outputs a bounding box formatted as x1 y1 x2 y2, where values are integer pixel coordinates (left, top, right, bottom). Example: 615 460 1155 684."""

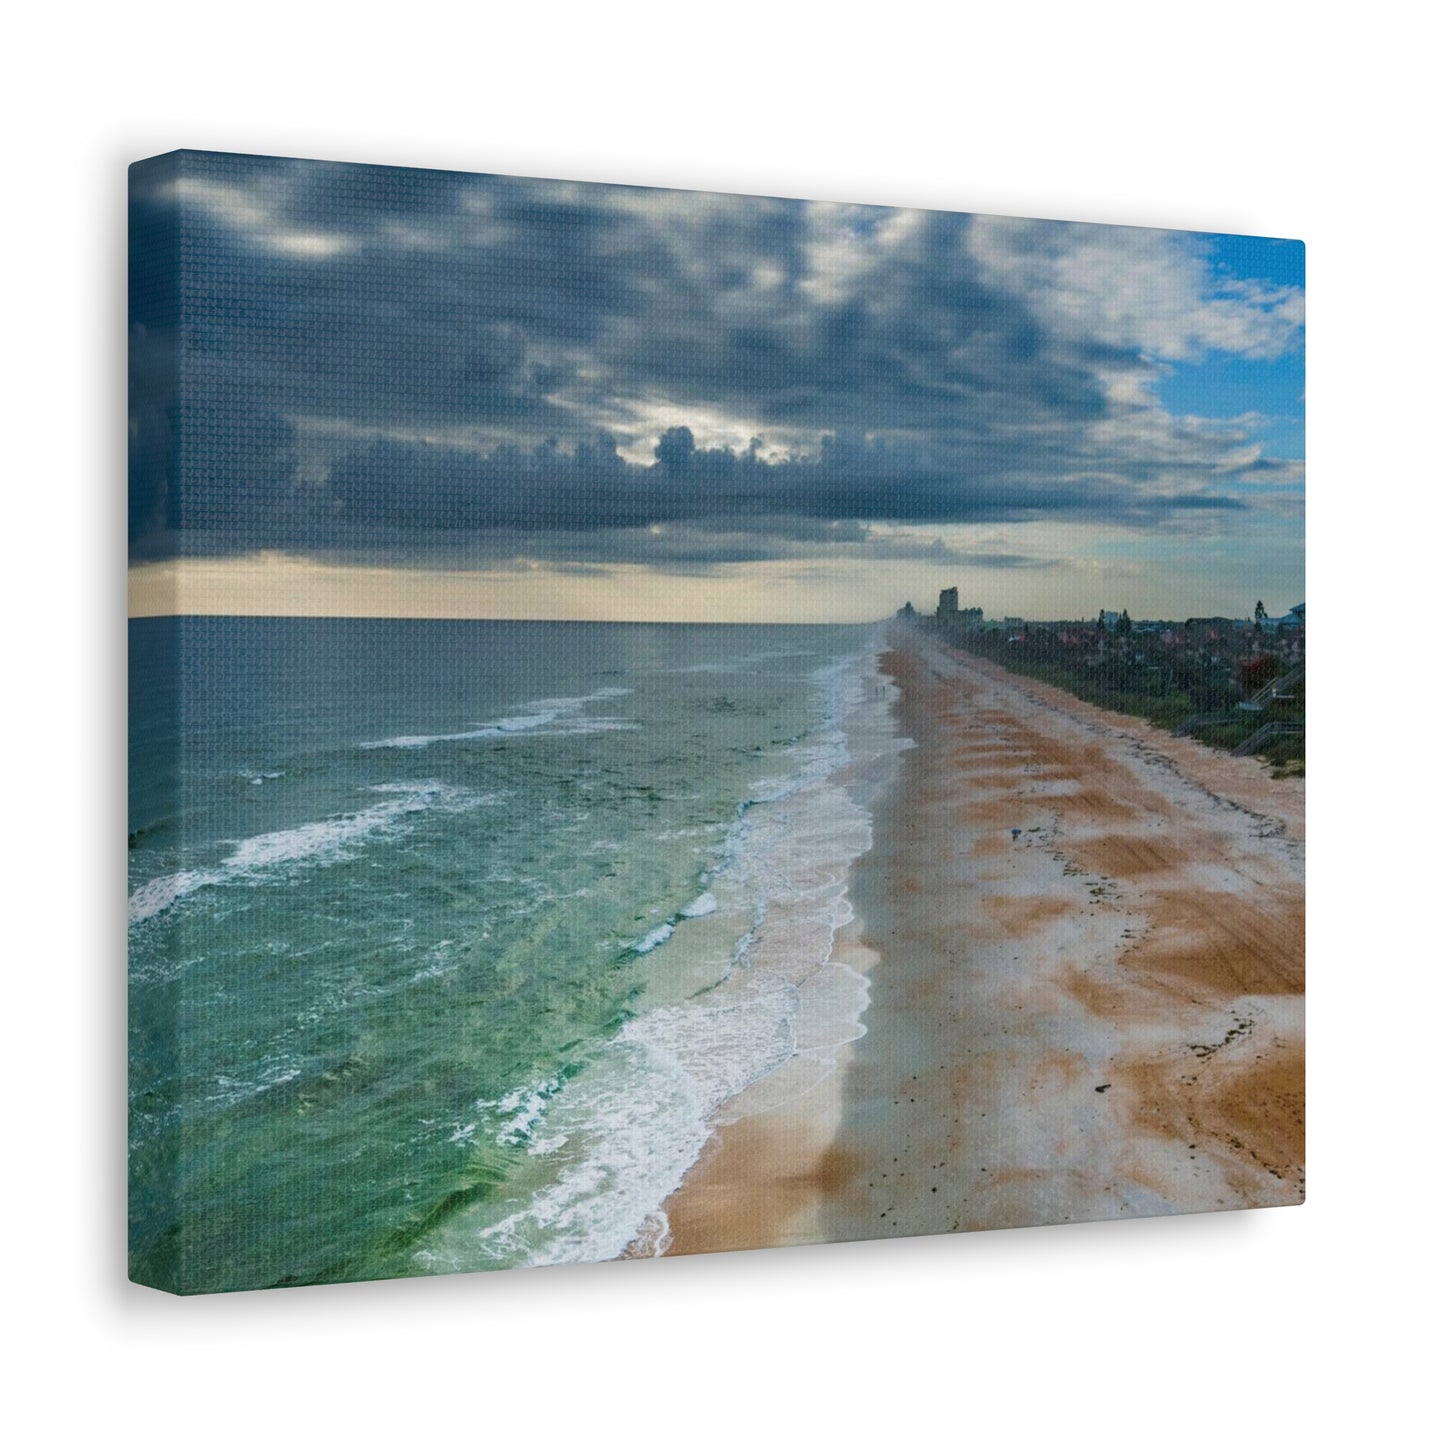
5 4 1433 1439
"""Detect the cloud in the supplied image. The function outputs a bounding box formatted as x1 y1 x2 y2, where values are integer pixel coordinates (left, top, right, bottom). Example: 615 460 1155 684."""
168 177 357 258
968 217 1304 362
128 152 1303 568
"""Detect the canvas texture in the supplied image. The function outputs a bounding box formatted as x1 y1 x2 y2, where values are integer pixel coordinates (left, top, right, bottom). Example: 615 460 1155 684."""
128 151 1305 1293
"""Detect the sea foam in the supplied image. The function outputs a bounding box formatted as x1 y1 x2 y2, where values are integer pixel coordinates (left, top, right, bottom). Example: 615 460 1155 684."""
128 780 488 925
630 923 675 954
362 687 635 749
680 891 718 918
419 641 905 1273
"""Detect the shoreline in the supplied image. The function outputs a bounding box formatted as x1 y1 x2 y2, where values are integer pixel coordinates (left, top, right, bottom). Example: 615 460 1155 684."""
662 627 1304 1257
654 641 905 1256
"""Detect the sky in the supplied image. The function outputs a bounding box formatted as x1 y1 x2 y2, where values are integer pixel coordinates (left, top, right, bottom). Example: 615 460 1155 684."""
128 152 1304 622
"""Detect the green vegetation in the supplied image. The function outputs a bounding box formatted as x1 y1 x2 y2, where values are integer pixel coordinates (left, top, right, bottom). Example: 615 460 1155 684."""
939 620 1305 777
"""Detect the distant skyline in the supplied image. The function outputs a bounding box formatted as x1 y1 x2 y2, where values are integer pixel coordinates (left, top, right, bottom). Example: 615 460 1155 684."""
130 152 1303 621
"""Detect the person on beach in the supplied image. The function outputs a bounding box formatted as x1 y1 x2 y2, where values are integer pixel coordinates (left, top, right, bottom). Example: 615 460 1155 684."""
1011 828 1021 841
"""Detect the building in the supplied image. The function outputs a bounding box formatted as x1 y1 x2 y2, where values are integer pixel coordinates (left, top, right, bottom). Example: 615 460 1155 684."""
937 586 959 617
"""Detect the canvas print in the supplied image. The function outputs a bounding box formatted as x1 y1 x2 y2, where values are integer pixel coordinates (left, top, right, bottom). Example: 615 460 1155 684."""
128 152 1304 1294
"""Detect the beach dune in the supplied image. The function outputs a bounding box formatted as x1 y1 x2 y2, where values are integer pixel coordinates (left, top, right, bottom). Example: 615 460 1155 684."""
663 628 1304 1255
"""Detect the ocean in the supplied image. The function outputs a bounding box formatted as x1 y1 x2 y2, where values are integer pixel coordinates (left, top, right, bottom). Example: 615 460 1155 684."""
128 617 892 1291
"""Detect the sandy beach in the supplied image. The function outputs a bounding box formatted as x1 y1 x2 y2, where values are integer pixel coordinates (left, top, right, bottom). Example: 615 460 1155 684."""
663 626 1304 1255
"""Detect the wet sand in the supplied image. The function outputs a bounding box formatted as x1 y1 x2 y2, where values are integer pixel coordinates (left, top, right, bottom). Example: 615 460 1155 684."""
662 627 1304 1255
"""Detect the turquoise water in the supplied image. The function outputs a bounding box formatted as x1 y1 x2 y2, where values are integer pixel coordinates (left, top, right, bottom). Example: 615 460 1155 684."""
128 618 879 1291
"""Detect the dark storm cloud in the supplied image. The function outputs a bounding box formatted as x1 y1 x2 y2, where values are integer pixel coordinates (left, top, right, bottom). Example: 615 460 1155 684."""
128 151 1286 564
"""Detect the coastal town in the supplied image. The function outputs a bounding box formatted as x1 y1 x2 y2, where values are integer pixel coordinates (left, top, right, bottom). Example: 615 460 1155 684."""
897 588 1306 774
